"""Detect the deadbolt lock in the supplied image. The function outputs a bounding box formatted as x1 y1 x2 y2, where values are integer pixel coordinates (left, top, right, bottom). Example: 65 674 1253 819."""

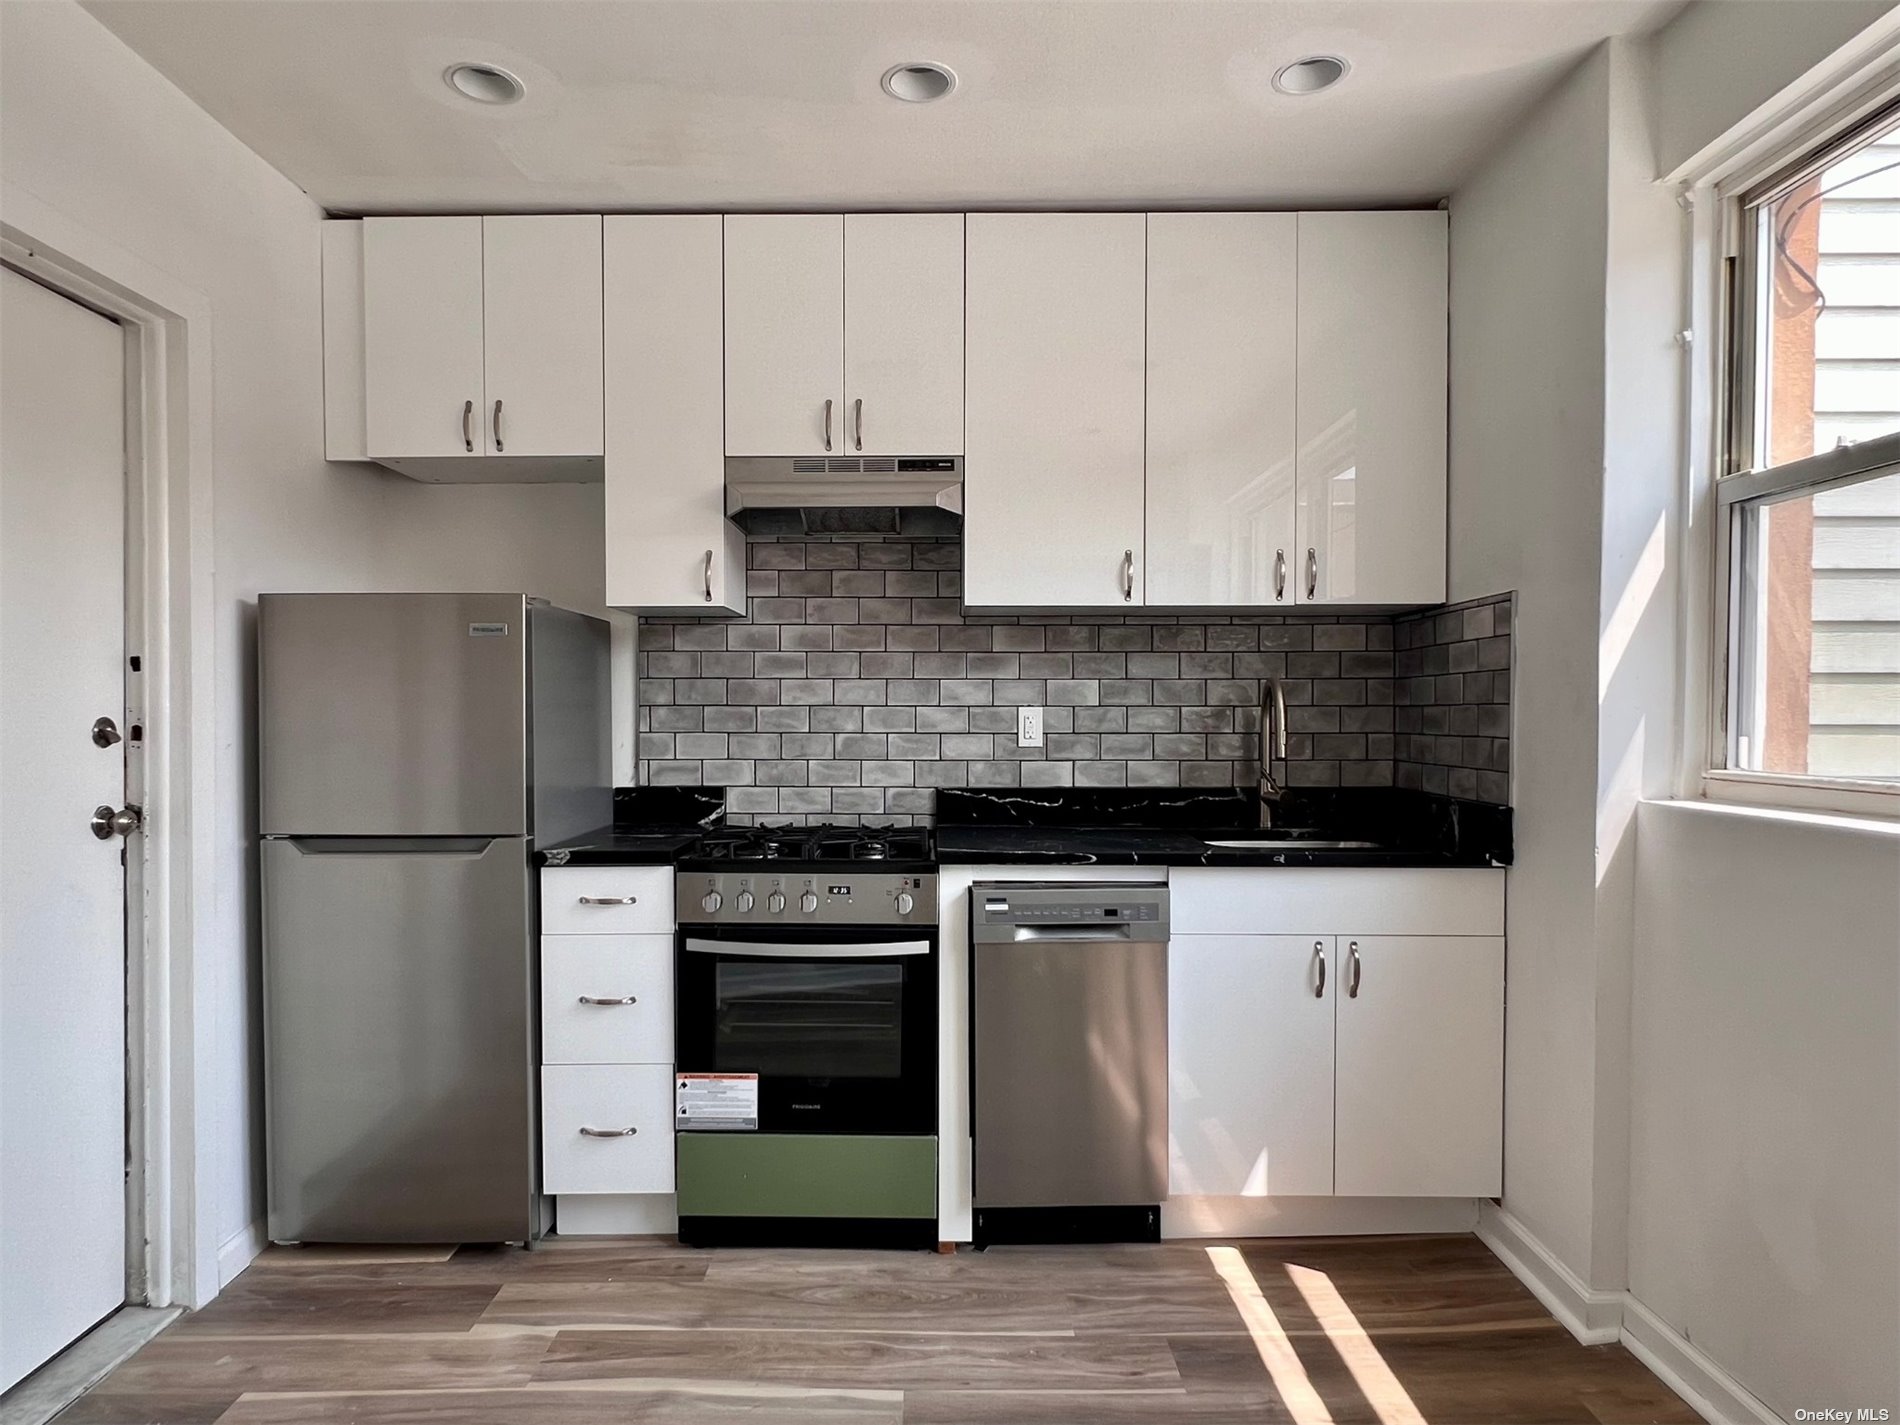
92 716 122 748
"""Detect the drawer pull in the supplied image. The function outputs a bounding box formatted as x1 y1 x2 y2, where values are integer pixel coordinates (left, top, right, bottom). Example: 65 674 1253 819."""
578 1125 639 1138
577 895 638 906
577 994 639 1006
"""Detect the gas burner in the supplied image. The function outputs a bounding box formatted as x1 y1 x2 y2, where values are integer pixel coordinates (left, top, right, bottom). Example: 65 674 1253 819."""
683 823 934 869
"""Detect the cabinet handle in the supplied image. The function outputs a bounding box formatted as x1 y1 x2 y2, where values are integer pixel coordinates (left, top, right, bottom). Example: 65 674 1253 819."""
823 398 833 452
1348 940 1361 999
578 994 639 1006
1306 547 1319 600
854 397 864 452
492 398 504 453
1274 550 1287 603
1314 940 1326 998
578 1125 638 1138
1121 550 1134 602
577 895 638 906
703 549 715 602
462 399 474 453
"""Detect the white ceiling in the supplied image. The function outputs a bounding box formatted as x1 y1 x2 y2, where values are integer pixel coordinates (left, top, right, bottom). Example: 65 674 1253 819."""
83 0 1682 213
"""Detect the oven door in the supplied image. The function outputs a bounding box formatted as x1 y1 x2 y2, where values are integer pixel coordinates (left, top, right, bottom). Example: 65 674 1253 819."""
676 926 937 1136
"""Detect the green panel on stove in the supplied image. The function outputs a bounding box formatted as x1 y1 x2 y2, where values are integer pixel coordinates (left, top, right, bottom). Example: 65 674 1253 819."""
676 1134 937 1218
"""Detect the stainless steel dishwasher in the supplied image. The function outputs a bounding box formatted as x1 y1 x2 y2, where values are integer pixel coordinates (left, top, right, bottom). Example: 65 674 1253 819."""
970 883 1169 1245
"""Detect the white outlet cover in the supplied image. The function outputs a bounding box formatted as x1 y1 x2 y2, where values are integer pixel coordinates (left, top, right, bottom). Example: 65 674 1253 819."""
1017 705 1044 748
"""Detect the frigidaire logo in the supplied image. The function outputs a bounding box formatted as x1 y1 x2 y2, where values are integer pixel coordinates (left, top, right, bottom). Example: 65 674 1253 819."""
791 1103 820 1110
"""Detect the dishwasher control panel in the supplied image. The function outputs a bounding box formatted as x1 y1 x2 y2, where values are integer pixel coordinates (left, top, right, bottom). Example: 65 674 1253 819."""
971 883 1169 940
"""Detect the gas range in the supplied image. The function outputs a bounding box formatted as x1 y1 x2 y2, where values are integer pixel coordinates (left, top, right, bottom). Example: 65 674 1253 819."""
676 823 937 927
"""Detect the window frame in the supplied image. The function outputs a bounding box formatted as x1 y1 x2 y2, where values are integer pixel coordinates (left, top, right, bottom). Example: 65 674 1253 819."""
1708 100 1900 814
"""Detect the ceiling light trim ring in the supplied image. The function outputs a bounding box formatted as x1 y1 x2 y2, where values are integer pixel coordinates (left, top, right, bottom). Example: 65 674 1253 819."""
1271 55 1350 96
445 62 525 105
881 63 957 104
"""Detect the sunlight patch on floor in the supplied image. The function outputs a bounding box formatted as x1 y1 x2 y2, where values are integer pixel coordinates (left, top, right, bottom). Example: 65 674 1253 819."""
1205 1245 1336 1424
1288 1261 1428 1425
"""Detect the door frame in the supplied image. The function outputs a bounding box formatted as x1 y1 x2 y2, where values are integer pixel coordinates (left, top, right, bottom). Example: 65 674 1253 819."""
3 187 218 1310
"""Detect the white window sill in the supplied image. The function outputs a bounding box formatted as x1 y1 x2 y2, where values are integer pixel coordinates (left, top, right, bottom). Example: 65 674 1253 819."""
1678 773 1900 838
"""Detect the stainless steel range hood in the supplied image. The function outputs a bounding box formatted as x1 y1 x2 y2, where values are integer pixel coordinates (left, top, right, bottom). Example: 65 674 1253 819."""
724 456 962 536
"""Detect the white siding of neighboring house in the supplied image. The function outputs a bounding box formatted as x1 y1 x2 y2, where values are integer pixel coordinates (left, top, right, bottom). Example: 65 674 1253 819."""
1809 132 1900 778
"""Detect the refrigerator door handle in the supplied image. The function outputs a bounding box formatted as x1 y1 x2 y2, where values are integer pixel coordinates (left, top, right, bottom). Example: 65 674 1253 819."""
277 836 501 856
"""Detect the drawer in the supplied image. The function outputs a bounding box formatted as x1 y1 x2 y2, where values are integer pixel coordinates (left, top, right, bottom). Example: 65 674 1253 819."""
540 867 673 934
542 935 674 1065
541 1064 675 1194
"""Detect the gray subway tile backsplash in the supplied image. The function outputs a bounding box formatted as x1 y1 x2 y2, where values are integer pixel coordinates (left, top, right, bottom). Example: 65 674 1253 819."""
637 537 1514 825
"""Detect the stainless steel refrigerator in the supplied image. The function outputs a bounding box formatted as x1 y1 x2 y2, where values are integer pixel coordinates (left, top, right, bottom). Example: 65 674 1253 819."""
259 593 610 1243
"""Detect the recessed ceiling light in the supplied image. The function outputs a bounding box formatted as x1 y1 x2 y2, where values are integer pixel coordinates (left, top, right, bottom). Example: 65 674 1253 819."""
882 63 957 104
1272 55 1349 96
445 62 524 105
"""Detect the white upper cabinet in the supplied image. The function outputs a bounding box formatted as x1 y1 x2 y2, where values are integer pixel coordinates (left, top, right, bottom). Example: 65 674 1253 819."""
964 213 1147 609
604 216 745 615
360 215 603 474
1146 213 1298 608
481 216 604 458
363 217 486 460
843 214 964 456
723 215 844 456
1295 211 1447 605
1333 935 1504 1197
1169 934 1335 1197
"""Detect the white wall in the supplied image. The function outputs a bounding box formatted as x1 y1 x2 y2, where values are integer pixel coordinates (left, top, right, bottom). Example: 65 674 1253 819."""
0 0 616 1302
1632 802 1900 1415
1448 46 1615 1280
1650 0 1899 177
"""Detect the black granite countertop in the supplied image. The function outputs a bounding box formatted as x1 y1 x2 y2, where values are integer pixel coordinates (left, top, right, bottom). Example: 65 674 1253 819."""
536 827 700 866
934 788 1511 868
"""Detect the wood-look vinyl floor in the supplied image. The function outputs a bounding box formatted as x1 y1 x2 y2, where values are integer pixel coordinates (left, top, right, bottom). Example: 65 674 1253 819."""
57 1235 1702 1425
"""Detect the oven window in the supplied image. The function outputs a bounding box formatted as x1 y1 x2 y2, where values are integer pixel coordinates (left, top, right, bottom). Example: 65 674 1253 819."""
714 960 904 1079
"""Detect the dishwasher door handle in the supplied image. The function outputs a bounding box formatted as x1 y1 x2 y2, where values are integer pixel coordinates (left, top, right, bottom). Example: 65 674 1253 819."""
1007 924 1135 942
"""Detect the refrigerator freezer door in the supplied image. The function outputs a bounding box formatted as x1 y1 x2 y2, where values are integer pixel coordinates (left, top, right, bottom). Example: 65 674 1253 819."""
259 593 529 837
263 835 536 1242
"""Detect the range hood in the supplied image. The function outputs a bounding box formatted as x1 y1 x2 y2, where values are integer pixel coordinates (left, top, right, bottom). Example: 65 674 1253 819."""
725 456 962 536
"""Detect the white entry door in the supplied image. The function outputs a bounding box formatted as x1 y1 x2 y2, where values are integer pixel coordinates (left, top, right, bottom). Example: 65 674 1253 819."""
1 267 130 1391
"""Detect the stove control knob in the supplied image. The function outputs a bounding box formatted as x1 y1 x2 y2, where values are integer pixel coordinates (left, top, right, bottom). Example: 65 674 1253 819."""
800 890 819 915
895 891 916 915
735 891 755 913
767 890 786 914
701 890 723 914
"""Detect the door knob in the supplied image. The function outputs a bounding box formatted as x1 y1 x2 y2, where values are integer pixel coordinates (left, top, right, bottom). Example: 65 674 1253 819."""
92 716 123 748
90 804 142 840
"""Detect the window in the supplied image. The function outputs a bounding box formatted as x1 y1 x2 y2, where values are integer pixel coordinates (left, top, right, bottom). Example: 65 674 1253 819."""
1719 105 1900 798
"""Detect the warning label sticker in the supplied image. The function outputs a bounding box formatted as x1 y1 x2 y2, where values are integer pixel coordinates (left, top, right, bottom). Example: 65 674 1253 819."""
676 1072 758 1131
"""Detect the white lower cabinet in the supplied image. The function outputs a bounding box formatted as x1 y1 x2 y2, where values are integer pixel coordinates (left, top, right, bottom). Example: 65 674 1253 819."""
1333 935 1504 1197
541 1065 676 1195
1169 935 1334 1196
1167 869 1505 1201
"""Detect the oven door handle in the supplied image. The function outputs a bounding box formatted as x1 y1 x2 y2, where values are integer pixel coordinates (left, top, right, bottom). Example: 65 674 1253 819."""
682 937 931 959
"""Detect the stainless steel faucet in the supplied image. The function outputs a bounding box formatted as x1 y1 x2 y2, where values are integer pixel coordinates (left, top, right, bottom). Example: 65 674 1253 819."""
1259 676 1287 827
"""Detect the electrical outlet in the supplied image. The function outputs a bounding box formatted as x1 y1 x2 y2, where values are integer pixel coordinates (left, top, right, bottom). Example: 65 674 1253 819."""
1017 705 1044 748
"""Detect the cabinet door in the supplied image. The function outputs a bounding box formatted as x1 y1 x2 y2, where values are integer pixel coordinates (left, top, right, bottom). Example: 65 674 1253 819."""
604 217 745 614
1169 935 1334 1197
964 213 1147 608
363 217 485 458
482 216 603 457
1295 212 1447 605
1334 936 1503 1196
1146 213 1298 608
843 214 964 456
724 215 844 455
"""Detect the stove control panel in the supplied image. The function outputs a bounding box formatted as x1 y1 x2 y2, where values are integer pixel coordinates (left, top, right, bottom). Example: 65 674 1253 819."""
676 871 938 926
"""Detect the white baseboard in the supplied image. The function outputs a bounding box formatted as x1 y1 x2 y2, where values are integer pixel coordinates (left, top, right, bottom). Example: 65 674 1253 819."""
1163 1195 1481 1239
216 1219 265 1287
1475 1202 1623 1345
1620 1295 1781 1425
